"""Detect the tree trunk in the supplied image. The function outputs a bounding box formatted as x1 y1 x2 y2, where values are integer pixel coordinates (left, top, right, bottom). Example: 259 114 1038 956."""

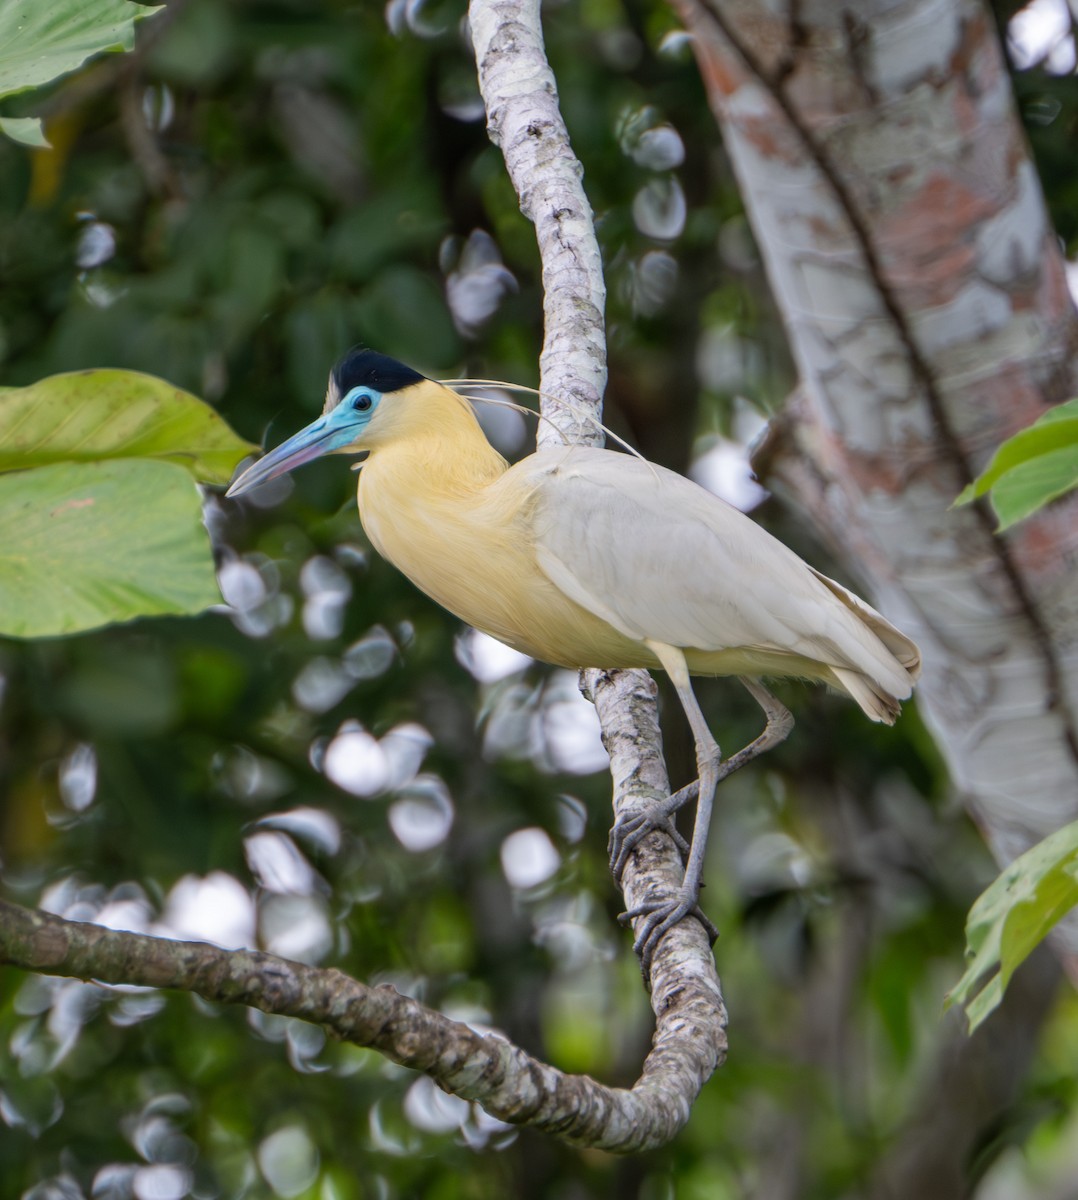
673 0 1078 953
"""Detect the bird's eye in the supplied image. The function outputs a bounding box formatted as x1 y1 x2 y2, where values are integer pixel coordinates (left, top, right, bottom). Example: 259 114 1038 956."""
352 393 372 412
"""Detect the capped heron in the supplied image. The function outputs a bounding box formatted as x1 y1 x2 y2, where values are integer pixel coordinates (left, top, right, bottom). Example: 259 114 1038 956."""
228 349 921 973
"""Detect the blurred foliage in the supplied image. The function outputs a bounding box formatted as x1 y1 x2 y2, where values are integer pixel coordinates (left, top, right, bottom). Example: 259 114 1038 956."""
0 0 157 148
0 1 1076 1198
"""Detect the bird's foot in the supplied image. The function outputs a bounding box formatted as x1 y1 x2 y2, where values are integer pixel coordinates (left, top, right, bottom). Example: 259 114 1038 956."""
618 889 719 978
608 780 699 881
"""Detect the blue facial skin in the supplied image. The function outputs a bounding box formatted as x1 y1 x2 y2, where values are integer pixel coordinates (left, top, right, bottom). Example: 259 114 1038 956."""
226 386 383 497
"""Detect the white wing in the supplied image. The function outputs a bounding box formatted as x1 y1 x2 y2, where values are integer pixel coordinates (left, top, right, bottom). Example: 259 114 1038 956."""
517 445 916 694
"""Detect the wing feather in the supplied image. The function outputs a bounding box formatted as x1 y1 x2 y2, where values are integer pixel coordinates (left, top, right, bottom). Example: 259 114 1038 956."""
518 445 916 699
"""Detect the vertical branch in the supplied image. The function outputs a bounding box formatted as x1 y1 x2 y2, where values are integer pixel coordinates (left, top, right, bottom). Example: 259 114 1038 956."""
469 0 728 1120
469 0 606 448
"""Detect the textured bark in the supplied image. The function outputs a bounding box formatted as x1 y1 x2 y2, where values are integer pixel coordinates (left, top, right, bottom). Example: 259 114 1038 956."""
673 0 1078 948
469 0 607 449
471 0 729 1140
0 883 723 1152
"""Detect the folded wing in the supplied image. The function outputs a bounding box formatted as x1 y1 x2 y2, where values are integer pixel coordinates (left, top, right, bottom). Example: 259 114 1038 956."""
521 446 920 722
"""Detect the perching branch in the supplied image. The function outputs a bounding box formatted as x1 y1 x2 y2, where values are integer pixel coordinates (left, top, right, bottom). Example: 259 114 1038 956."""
470 0 727 1142
0 835 724 1152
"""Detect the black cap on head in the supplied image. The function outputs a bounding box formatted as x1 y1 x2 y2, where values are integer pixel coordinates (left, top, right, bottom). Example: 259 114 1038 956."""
332 348 425 397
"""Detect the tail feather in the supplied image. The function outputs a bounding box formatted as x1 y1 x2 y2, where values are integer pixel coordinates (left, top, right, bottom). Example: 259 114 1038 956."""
807 568 921 724
830 666 902 724
810 568 922 680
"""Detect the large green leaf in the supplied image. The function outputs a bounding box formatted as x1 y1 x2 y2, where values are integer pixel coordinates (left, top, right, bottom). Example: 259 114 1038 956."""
0 0 160 100
947 820 1078 1032
0 370 255 485
0 459 221 638
955 399 1078 530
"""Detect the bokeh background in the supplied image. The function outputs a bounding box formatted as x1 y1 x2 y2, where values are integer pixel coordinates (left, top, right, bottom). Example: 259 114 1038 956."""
2 1 1077 1197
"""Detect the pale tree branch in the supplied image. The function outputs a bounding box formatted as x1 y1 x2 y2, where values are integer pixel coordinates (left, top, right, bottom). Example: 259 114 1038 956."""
469 0 607 449
469 0 728 1139
0 683 726 1156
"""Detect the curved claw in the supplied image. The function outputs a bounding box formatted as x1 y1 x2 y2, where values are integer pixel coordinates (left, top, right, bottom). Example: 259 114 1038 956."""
610 677 792 981
618 891 720 977
608 810 690 880
607 780 700 881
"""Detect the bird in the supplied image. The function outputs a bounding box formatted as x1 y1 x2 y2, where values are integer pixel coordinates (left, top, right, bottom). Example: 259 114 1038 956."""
227 348 921 974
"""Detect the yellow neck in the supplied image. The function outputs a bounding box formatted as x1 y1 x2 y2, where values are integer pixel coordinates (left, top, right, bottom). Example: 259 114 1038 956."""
359 381 508 497
356 382 544 650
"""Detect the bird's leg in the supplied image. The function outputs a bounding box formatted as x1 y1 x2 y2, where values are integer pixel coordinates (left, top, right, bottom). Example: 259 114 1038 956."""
618 666 794 977
616 643 721 972
608 677 793 881
736 676 795 759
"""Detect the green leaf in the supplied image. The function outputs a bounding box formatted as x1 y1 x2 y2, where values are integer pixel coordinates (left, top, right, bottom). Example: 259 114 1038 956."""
956 414 1078 502
954 400 1078 526
0 369 255 485
946 820 1078 1032
1037 397 1078 424
0 114 47 146
0 459 221 638
0 0 161 100
986 445 1078 530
